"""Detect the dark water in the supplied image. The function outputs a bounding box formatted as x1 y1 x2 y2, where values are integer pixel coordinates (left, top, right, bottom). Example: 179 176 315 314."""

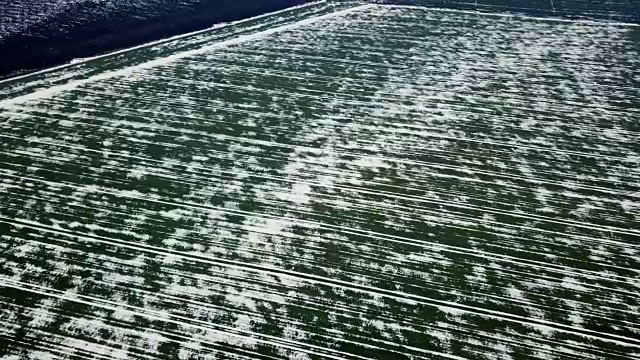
0 0 307 79
1 0 639 80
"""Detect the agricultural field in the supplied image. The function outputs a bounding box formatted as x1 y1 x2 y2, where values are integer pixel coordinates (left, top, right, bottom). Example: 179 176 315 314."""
2 0 639 77
0 1 639 359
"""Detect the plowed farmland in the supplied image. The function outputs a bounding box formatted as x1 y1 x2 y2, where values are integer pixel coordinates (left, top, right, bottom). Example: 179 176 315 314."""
0 2 639 359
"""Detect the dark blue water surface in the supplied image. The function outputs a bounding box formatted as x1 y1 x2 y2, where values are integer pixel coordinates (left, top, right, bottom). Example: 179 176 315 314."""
1 0 638 79
0 0 307 79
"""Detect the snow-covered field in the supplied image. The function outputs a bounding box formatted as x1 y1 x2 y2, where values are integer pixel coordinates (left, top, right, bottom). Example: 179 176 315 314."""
1 0 639 77
0 1 639 359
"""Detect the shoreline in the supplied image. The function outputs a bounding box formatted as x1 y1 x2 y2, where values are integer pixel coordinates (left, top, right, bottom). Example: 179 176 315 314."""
1 0 638 82
0 0 309 80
